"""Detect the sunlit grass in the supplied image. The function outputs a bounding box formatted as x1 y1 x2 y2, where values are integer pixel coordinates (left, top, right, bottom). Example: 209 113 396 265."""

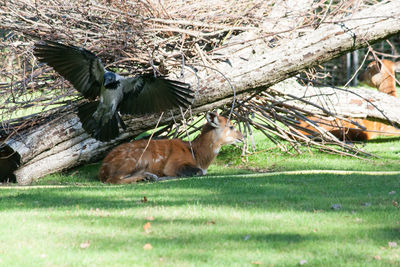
1 172 400 266
212 130 400 173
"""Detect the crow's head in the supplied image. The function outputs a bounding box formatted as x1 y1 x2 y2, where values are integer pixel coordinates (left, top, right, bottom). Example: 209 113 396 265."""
104 72 120 90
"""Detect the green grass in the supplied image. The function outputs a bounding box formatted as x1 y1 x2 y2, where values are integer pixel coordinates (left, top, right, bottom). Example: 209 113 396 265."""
211 130 400 173
0 85 78 121
1 131 400 266
1 173 400 266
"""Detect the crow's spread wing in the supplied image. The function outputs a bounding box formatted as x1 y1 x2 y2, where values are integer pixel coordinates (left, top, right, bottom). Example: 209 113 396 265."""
34 40 105 99
118 74 194 115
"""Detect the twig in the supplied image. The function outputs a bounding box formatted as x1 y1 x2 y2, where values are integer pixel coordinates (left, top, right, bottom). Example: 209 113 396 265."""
137 112 164 163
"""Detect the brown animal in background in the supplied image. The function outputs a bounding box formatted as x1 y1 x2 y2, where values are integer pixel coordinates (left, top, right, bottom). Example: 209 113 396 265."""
298 59 400 141
359 59 400 97
99 112 243 184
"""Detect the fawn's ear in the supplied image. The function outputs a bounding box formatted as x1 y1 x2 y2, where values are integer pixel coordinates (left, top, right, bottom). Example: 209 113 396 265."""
376 59 383 70
206 112 220 128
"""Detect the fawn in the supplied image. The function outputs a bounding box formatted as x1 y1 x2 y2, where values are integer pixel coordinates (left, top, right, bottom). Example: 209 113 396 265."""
99 112 243 184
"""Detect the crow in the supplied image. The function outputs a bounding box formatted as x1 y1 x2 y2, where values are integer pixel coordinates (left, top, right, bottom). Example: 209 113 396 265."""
34 40 194 142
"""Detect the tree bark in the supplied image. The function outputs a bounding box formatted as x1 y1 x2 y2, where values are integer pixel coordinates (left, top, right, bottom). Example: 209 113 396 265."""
270 79 400 126
4 1 400 184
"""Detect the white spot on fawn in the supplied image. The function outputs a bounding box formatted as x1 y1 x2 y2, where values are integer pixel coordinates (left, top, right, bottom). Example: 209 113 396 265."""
153 155 164 163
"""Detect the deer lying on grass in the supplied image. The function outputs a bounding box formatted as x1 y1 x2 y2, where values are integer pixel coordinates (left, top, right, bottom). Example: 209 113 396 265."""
99 112 243 184
298 59 400 141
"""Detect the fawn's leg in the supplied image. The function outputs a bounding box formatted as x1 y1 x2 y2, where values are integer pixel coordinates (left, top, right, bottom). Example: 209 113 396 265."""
105 171 159 184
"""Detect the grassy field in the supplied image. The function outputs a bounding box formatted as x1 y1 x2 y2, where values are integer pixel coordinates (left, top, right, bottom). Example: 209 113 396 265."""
1 133 400 266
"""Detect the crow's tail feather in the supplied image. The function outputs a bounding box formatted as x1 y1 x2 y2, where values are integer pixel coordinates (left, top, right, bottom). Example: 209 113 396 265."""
77 102 121 142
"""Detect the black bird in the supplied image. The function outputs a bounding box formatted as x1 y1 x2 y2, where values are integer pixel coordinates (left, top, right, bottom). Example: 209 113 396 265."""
34 40 194 141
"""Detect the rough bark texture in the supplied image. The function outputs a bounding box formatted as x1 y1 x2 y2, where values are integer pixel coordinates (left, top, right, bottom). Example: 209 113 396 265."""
5 1 400 184
271 79 400 126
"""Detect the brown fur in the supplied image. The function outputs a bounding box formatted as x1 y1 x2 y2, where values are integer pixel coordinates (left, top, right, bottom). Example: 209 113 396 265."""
99 113 243 184
298 60 400 141
359 59 400 97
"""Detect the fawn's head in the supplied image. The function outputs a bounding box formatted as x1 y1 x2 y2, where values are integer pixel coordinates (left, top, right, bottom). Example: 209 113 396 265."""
204 112 243 145
359 59 400 96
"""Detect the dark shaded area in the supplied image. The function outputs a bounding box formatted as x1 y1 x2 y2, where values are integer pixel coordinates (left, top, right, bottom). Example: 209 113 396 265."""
2 173 399 213
0 144 21 183
365 136 400 143
176 164 204 177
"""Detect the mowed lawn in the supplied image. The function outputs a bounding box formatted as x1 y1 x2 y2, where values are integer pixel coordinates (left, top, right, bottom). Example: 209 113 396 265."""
1 135 400 266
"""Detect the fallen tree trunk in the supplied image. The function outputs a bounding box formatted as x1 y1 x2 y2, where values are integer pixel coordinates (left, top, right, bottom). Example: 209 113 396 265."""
271 79 400 125
3 1 400 184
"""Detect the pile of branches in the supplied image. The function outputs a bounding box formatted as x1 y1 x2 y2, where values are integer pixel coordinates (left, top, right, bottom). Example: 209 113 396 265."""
161 83 375 160
0 0 274 133
0 0 384 160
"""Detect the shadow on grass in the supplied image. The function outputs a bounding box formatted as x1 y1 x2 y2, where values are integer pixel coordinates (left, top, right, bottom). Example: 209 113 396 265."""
2 173 399 213
365 136 400 143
